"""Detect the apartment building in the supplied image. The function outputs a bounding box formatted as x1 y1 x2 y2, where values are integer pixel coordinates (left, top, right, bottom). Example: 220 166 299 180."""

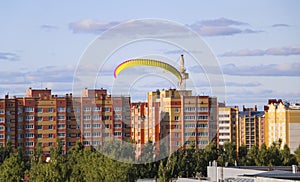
0 88 131 155
237 106 265 150
265 99 300 152
218 103 238 146
145 89 218 155
131 102 148 157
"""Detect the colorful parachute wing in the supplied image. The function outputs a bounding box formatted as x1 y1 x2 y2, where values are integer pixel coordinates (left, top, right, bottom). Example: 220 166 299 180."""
114 59 182 83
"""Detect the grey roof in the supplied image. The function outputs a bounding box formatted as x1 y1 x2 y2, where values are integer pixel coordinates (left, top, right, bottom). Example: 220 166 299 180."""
244 170 300 180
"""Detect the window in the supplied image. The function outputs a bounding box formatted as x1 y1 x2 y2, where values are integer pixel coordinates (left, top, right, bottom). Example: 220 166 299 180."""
114 131 121 136
18 134 23 139
104 107 110 112
58 133 65 138
67 125 72 129
174 133 179 138
83 115 91 120
0 118 4 123
197 140 208 145
48 116 53 121
92 141 100 146
83 124 90 128
25 124 34 129
114 114 121 120
37 134 42 138
18 116 23 122
198 107 208 112
48 134 53 138
6 111 10 116
48 108 53 112
184 107 195 112
25 142 34 147
114 106 121 111
84 107 91 112
58 124 65 129
37 108 43 113
0 109 4 114
184 123 196 128
198 115 208 120
48 125 53 130
76 133 80 138
75 108 80 112
67 107 72 113
48 142 53 147
184 115 195 120
25 150 33 155
197 123 208 128
25 115 34 121
25 133 34 138
57 107 65 112
92 132 101 137
93 106 101 111
37 116 43 121
18 108 23 114
38 125 42 130
114 123 121 128
185 132 195 137
197 132 208 137
174 124 180 129
174 116 179 121
84 132 90 137
0 134 4 139
0 126 3 130
83 141 90 146
18 125 23 130
174 108 179 113
174 141 179 146
25 107 34 112
75 116 80 122
58 115 65 120
92 114 100 120
92 123 101 128
103 116 110 120
105 124 110 129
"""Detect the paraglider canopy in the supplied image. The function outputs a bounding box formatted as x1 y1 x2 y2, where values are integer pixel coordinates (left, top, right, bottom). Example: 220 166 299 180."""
114 59 183 84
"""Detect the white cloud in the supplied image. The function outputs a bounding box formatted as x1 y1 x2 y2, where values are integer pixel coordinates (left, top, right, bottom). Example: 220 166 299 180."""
272 24 290 28
221 62 300 76
68 18 262 37
188 17 262 36
69 19 121 33
0 52 19 61
221 45 300 57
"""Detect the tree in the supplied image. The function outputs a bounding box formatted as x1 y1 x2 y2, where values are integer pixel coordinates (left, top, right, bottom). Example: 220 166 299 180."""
268 142 283 166
218 142 236 166
246 145 258 166
238 144 247 166
0 152 26 181
257 143 270 166
281 144 297 166
294 144 300 165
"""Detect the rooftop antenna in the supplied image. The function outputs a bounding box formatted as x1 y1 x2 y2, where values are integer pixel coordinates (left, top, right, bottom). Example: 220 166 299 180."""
180 54 189 90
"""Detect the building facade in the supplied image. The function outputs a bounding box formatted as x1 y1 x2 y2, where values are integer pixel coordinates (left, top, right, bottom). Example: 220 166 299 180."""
218 103 238 146
0 88 131 155
237 106 265 150
265 99 300 152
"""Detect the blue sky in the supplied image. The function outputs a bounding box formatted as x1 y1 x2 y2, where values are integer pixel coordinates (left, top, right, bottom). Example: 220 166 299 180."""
0 1 299 109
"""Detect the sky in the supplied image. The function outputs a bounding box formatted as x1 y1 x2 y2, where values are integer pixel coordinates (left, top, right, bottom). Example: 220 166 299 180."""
0 1 299 110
